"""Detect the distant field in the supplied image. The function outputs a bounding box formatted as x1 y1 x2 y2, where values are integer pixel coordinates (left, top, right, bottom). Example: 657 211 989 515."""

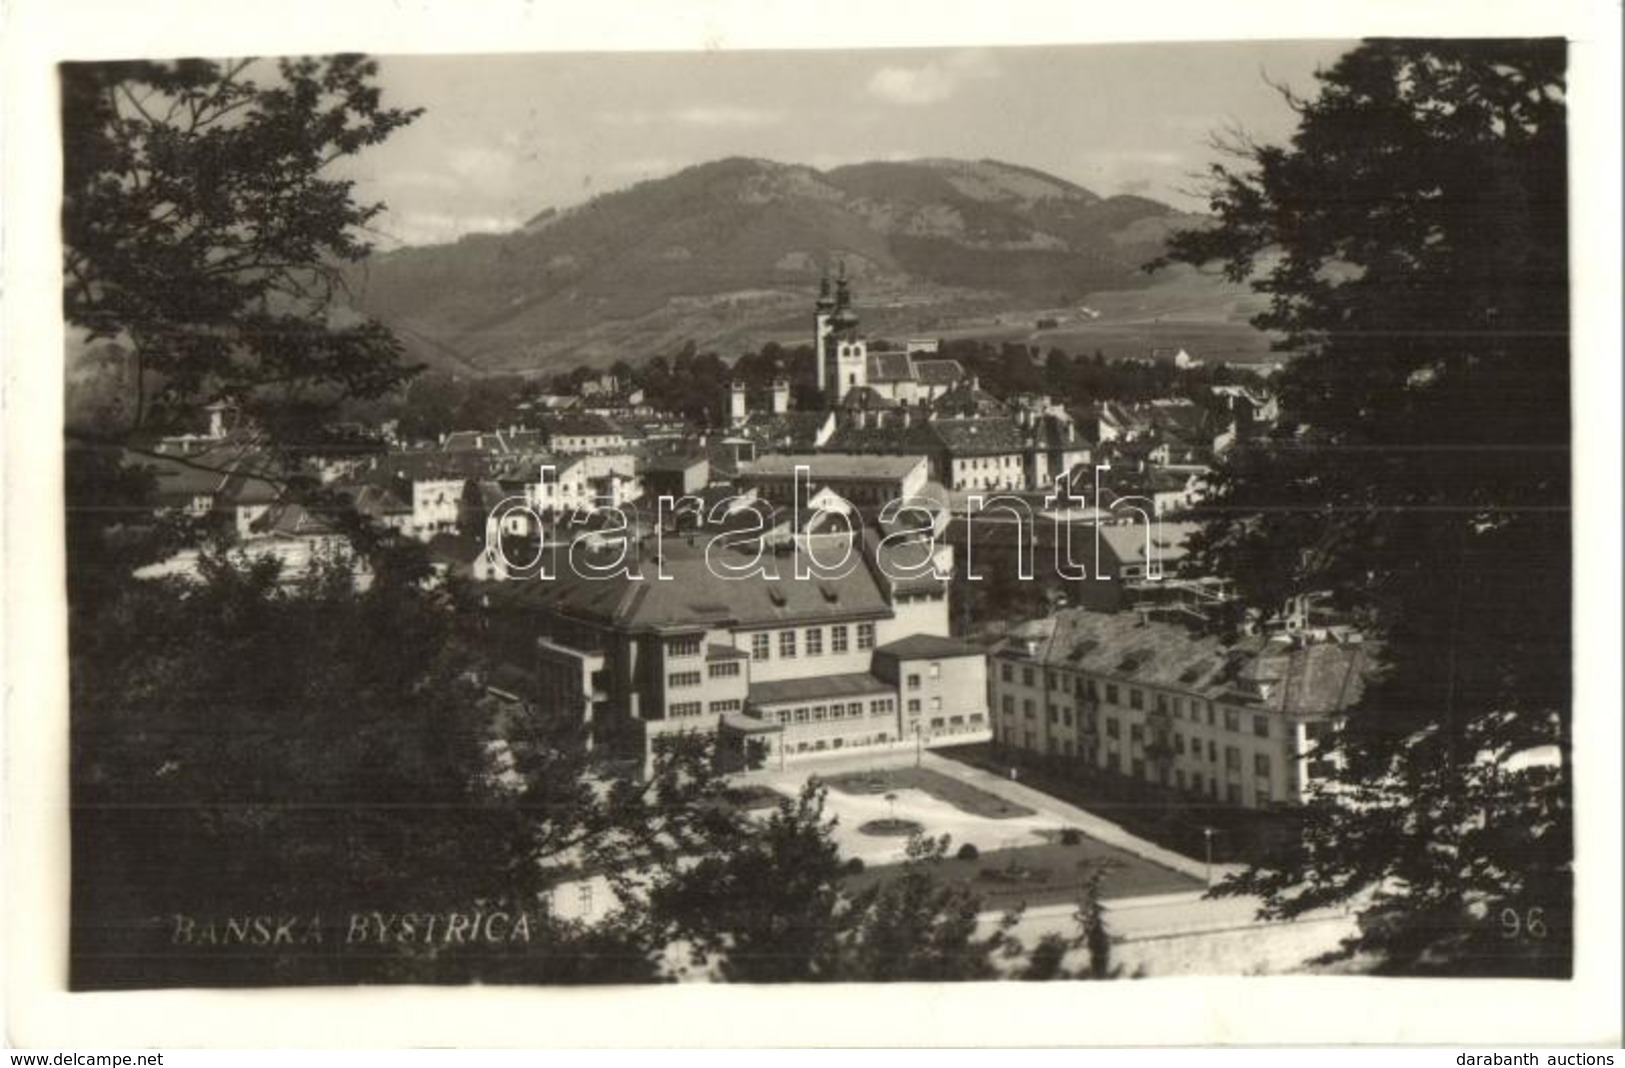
934 319 1281 366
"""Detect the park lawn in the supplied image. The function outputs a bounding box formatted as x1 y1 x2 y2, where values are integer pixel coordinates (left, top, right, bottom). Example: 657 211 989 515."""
843 838 1201 911
818 766 1037 820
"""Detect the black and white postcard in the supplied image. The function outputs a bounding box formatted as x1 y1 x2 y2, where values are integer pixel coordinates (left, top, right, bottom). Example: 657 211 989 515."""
5 0 1620 1049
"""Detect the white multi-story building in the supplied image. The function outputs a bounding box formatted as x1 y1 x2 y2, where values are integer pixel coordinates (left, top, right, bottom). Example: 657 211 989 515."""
989 609 1374 809
484 529 987 774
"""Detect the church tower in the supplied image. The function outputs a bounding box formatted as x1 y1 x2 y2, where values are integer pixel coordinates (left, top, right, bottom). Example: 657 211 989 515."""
818 262 867 406
814 270 836 407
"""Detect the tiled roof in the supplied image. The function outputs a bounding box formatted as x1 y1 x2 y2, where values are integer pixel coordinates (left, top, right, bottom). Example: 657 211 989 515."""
1095 520 1199 567
931 418 1027 456
737 411 830 451
865 351 917 383
931 382 1008 418
995 609 1376 717
825 422 942 456
912 359 964 387
369 450 491 483
874 634 984 660
839 386 897 410
347 483 412 517
742 453 925 482
486 538 893 630
544 412 623 438
250 502 338 538
748 672 895 707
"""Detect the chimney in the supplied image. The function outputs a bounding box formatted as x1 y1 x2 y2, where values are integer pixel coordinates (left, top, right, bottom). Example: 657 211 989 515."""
900 408 911 428
770 378 790 415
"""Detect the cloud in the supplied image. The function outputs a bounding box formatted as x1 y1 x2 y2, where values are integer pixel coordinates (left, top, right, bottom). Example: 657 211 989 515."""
672 105 785 128
378 210 526 248
865 49 999 107
1116 177 1154 195
598 105 784 129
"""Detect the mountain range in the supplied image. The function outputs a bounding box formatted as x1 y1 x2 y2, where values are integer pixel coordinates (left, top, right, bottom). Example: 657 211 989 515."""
347 156 1267 376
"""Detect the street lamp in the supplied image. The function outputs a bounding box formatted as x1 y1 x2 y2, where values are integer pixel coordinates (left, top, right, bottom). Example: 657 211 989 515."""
1202 826 1215 888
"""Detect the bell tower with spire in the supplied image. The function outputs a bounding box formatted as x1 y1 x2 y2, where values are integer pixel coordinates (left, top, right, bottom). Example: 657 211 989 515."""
816 260 866 406
814 269 836 407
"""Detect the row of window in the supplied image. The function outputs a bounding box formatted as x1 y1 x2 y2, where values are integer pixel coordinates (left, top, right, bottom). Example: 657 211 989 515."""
669 699 742 718
1001 730 1271 805
999 660 1272 738
764 696 895 726
751 623 875 661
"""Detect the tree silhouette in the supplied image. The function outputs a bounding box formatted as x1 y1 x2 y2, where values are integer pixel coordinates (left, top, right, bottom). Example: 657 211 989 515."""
1156 39 1571 976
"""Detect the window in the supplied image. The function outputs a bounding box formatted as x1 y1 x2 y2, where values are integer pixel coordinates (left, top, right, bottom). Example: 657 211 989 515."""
805 628 823 656
709 699 742 714
930 662 941 679
848 702 864 717
1105 683 1120 705
1156 694 1169 714
1047 671 1058 689
871 698 894 715
1254 752 1272 777
667 636 701 658
1225 746 1242 771
751 633 770 661
1131 759 1145 780
1129 689 1144 710
1022 667 1035 687
779 630 797 659
1173 698 1184 719
1223 708 1241 732
669 701 702 717
1106 717 1121 740
832 625 849 654
708 661 740 679
1106 752 1121 773
1062 709 1073 727
930 697 941 712
907 673 921 690
1023 699 1036 719
1208 740 1218 762
793 708 809 724
667 671 701 688
1000 663 1013 683
1001 695 1014 714
1047 705 1059 724
857 623 875 650
1174 733 1185 754
1206 703 1216 726
1253 715 1270 738
1226 783 1243 805
812 705 828 721
908 699 921 714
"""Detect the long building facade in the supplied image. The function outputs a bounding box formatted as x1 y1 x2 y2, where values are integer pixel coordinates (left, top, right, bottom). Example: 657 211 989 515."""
989 609 1373 809
485 529 989 773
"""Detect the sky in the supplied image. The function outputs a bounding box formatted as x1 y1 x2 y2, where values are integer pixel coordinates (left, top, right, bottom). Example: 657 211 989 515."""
340 41 1355 248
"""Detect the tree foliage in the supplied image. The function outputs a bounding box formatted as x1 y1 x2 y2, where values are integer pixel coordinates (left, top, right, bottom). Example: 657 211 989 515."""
62 56 422 439
1156 39 1570 975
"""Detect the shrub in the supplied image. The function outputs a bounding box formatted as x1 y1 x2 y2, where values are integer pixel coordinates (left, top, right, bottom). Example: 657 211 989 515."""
1059 827 1084 846
956 842 980 860
844 856 866 874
